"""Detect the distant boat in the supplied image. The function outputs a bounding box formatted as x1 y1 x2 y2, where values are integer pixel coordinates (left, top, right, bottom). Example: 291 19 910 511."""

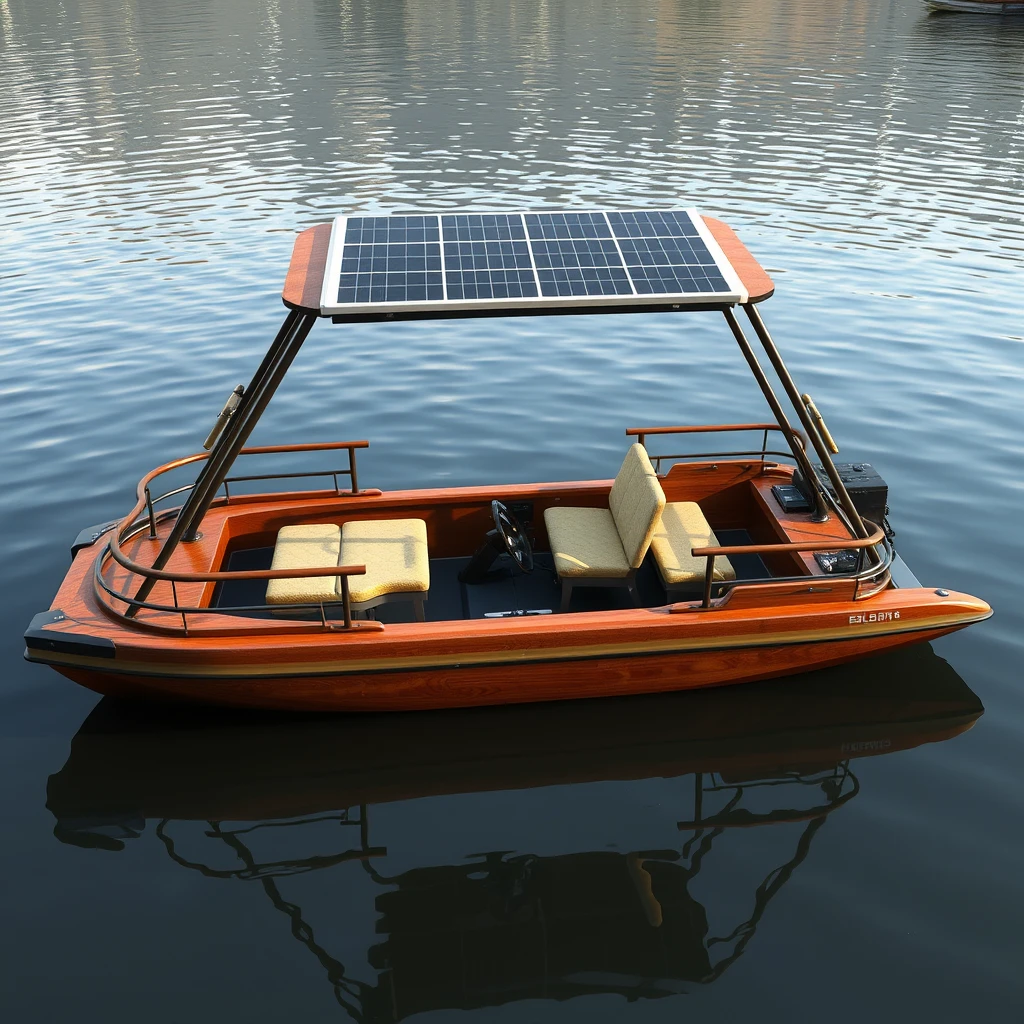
926 0 1024 12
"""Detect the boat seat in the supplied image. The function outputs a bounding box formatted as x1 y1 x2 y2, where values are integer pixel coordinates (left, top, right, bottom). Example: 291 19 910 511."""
341 518 430 621
265 524 342 606
651 501 737 597
544 444 666 613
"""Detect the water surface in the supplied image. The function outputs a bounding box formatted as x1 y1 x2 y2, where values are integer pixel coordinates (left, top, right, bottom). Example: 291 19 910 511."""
2 1 1022 1020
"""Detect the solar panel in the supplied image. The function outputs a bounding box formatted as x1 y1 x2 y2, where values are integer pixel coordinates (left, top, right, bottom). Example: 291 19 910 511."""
607 210 731 296
441 214 537 300
336 216 443 304
321 208 746 317
525 213 632 297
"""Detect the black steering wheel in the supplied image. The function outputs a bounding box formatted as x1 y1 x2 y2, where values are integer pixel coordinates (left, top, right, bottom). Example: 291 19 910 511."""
491 500 533 574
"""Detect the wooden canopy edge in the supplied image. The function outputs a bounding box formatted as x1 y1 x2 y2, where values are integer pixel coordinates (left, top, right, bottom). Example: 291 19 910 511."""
281 215 775 314
702 217 774 304
282 223 332 314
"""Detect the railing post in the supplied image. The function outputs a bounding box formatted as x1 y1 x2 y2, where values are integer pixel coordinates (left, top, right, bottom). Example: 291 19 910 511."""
145 487 157 539
341 575 352 629
349 447 360 494
702 557 714 609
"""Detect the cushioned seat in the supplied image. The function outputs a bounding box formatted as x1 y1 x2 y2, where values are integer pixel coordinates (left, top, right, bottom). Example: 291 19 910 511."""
651 501 736 591
545 507 630 578
265 524 342 605
543 444 666 612
341 518 429 620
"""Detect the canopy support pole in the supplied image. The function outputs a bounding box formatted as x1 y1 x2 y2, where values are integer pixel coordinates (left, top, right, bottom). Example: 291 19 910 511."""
127 308 318 615
742 304 871 540
722 308 831 522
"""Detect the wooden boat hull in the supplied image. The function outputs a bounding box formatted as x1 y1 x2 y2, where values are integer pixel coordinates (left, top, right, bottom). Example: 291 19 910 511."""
26 472 991 713
43 599 984 712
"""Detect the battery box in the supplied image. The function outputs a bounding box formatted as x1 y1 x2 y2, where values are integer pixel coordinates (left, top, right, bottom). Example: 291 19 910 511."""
793 462 888 528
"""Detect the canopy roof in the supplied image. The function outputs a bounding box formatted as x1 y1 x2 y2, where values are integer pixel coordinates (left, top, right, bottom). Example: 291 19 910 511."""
282 209 775 323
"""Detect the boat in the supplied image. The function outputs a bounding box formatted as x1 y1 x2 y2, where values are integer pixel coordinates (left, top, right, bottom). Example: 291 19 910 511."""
47 648 983 1007
926 1 1024 13
24 207 991 711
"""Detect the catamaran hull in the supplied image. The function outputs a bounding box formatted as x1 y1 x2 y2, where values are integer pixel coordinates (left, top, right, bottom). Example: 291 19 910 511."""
37 610 982 712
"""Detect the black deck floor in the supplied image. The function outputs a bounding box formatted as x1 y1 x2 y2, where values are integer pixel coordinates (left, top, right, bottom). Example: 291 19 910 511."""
211 530 770 622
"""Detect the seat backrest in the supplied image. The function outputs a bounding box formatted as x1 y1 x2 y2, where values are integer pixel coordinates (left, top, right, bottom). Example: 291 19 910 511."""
609 444 667 569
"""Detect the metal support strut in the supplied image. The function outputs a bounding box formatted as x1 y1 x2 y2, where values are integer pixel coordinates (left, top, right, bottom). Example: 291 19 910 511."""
128 309 319 615
722 308 831 522
742 304 871 541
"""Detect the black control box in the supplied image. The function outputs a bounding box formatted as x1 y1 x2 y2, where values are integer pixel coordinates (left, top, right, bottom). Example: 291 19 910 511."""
793 463 888 528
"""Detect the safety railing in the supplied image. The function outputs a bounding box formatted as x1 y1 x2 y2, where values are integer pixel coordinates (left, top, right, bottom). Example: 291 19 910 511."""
686 522 893 610
96 441 375 633
626 423 807 473
140 441 369 538
96 547 369 635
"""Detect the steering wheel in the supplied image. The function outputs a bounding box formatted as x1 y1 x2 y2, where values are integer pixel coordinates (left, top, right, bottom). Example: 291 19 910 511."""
491 500 533 574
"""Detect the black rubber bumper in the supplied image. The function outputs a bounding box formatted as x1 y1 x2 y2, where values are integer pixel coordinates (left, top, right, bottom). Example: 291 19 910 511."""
24 610 115 660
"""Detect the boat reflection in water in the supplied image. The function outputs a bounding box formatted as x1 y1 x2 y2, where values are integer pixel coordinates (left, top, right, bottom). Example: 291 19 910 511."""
49 645 982 1017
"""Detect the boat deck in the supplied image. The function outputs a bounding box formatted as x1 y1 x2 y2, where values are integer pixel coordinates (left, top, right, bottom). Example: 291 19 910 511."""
213 535 773 622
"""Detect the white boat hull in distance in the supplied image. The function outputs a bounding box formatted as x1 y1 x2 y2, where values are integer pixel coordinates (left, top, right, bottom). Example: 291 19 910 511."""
926 0 1024 12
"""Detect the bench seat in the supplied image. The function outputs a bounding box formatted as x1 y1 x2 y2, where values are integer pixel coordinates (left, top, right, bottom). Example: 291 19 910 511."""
650 502 736 591
265 524 342 605
341 518 429 615
543 444 666 612
545 507 631 578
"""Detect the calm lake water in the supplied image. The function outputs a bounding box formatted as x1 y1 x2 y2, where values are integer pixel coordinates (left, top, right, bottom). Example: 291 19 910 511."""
2 0 1023 1019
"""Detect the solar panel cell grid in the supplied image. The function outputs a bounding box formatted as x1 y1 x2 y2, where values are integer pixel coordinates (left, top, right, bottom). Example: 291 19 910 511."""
618 237 706 266
338 216 445 304
324 208 743 311
524 212 610 240
443 240 533 272
344 215 441 245
537 266 632 297
441 214 538 299
525 214 633 297
447 270 537 301
530 237 622 270
607 210 700 238
441 214 526 242
629 268 729 295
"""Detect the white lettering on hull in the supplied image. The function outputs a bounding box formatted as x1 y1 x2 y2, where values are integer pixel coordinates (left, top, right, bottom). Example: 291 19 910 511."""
849 611 901 625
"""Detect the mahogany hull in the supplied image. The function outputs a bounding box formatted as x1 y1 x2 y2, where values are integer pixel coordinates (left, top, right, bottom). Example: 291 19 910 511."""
51 621 969 712
26 473 991 713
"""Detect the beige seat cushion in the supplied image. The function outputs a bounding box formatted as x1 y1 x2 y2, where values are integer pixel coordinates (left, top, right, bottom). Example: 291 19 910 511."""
544 506 630 578
266 524 342 605
608 444 667 569
651 501 736 587
341 518 429 604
